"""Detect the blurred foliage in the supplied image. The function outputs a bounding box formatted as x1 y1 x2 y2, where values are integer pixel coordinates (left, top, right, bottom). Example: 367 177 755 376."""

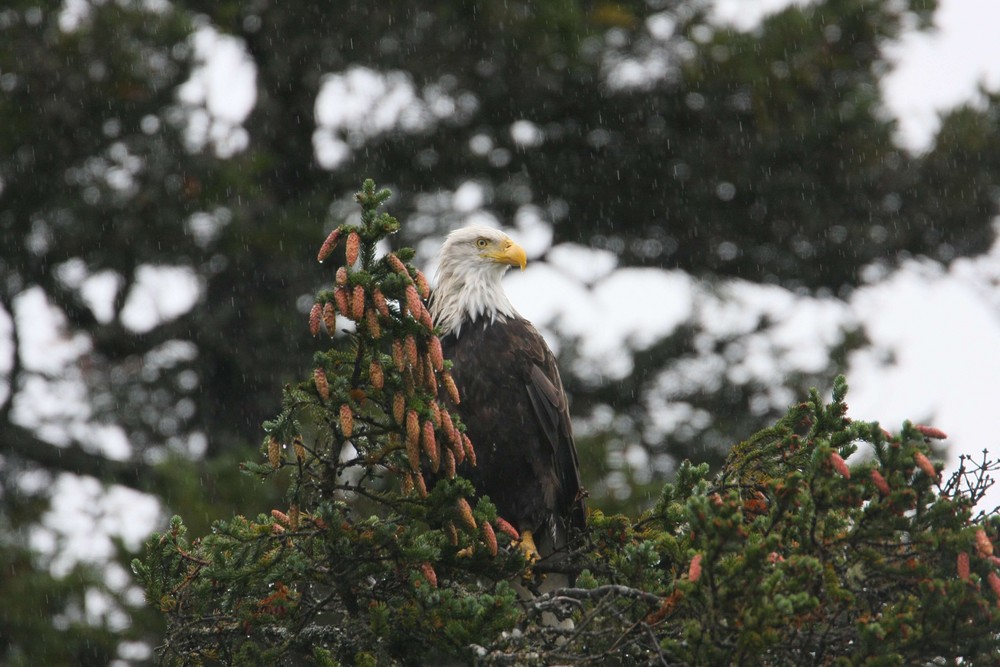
4 0 1000 662
137 189 1000 664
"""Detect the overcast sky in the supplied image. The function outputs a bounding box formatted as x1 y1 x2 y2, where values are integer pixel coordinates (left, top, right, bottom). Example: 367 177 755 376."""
715 0 1000 153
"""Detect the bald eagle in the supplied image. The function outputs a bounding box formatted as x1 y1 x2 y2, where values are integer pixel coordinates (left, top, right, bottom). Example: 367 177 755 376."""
431 225 586 563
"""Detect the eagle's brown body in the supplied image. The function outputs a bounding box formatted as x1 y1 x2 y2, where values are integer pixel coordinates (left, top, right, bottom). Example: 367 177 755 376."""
442 316 585 555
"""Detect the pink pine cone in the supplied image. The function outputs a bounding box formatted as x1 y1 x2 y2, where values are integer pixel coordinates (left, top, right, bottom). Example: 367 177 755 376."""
830 452 850 479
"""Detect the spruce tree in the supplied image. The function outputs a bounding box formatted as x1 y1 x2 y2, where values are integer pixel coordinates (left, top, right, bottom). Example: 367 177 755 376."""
135 181 526 665
136 183 1000 665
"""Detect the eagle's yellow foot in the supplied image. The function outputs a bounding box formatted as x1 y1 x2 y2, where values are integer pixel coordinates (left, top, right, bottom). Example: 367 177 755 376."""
519 529 540 565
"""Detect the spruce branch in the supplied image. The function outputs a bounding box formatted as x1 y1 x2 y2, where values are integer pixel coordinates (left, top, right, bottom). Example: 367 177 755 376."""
134 182 1000 665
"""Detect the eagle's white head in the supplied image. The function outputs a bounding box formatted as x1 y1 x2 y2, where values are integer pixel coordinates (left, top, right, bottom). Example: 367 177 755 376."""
430 225 527 337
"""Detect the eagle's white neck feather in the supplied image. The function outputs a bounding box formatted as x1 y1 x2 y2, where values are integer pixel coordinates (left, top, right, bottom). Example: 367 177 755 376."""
430 230 519 337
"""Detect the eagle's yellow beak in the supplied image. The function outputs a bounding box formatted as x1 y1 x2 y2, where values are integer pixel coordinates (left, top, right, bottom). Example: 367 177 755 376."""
489 239 527 271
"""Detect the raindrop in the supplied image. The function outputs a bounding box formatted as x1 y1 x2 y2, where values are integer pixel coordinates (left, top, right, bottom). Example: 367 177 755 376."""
792 237 815 259
176 372 199 393
646 114 666 133
684 92 705 111
671 161 691 181
88 60 108 82
547 198 569 221
675 40 698 61
661 236 679 256
510 120 544 148
715 181 736 201
690 24 713 44
140 115 161 135
749 393 771 416
587 128 611 148
828 225 848 244
632 238 663 258
881 193 901 213
729 91 752 112
646 13 675 41
475 59 496 77
0 72 17 92
102 118 122 138
716 241 738 261
243 14 261 32
415 148 439 168
379 35 399 55
24 6 42 25
487 148 511 168
164 173 183 194
605 28 629 49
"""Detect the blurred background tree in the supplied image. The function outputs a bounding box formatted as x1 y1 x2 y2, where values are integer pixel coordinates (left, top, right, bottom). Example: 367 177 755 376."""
2 0 999 662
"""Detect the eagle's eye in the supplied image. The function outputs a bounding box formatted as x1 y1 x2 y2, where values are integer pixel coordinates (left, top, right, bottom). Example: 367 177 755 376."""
475 238 489 248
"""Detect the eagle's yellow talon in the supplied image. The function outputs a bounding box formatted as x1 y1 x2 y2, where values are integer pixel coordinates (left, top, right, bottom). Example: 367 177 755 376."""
519 529 540 564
